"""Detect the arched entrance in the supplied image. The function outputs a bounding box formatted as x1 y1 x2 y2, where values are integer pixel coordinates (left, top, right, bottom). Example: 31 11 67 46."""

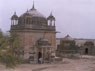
38 52 42 63
85 48 88 54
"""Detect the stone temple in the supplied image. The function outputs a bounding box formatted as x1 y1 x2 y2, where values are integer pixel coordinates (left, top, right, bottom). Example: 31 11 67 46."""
56 35 95 58
10 4 57 63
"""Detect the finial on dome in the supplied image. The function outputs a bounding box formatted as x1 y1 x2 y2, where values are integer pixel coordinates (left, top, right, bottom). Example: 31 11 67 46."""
11 11 18 20
67 34 70 37
50 11 53 16
26 9 28 12
47 11 55 20
14 11 16 15
31 1 36 10
33 1 34 8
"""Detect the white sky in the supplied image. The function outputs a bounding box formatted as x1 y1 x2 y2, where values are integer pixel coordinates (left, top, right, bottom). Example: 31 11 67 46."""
0 0 95 38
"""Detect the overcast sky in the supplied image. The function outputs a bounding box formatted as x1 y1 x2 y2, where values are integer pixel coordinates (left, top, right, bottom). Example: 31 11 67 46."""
0 0 95 38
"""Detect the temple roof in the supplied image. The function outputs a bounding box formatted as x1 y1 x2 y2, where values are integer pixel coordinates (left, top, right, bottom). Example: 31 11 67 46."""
11 12 18 20
62 35 73 41
20 4 46 18
47 12 55 20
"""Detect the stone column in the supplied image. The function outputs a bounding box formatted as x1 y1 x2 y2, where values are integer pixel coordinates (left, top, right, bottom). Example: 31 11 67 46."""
42 48 44 63
36 47 38 64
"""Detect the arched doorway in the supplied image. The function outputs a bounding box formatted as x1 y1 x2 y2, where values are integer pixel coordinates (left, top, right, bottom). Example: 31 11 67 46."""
38 52 42 63
85 48 88 54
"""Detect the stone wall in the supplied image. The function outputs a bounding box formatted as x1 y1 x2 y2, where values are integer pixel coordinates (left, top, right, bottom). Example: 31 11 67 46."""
14 31 56 59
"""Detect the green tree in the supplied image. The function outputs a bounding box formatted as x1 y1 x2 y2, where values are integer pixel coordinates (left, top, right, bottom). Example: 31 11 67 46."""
0 30 23 68
9 32 23 57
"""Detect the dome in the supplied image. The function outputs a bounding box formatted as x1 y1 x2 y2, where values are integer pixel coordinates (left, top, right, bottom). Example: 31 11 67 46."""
18 5 47 25
11 12 18 20
20 6 46 19
28 9 46 18
47 12 55 20
62 35 73 41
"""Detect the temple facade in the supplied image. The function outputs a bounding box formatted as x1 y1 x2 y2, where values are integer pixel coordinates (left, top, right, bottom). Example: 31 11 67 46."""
10 4 57 63
56 35 95 57
56 35 79 57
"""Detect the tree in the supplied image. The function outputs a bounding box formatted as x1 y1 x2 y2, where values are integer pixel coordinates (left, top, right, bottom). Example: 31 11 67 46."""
0 30 23 68
9 32 23 57
0 29 9 54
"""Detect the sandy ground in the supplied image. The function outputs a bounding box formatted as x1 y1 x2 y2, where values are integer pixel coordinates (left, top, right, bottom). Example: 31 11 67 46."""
0 55 95 71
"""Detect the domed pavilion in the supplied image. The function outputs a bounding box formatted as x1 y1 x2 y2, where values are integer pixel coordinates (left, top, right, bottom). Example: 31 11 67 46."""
10 3 57 63
56 35 78 57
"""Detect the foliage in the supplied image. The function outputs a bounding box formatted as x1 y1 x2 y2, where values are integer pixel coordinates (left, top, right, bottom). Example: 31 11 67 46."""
9 32 23 57
0 29 23 68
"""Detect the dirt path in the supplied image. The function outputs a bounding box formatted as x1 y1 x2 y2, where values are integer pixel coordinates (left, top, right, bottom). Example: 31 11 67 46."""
0 56 95 71
32 57 95 71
